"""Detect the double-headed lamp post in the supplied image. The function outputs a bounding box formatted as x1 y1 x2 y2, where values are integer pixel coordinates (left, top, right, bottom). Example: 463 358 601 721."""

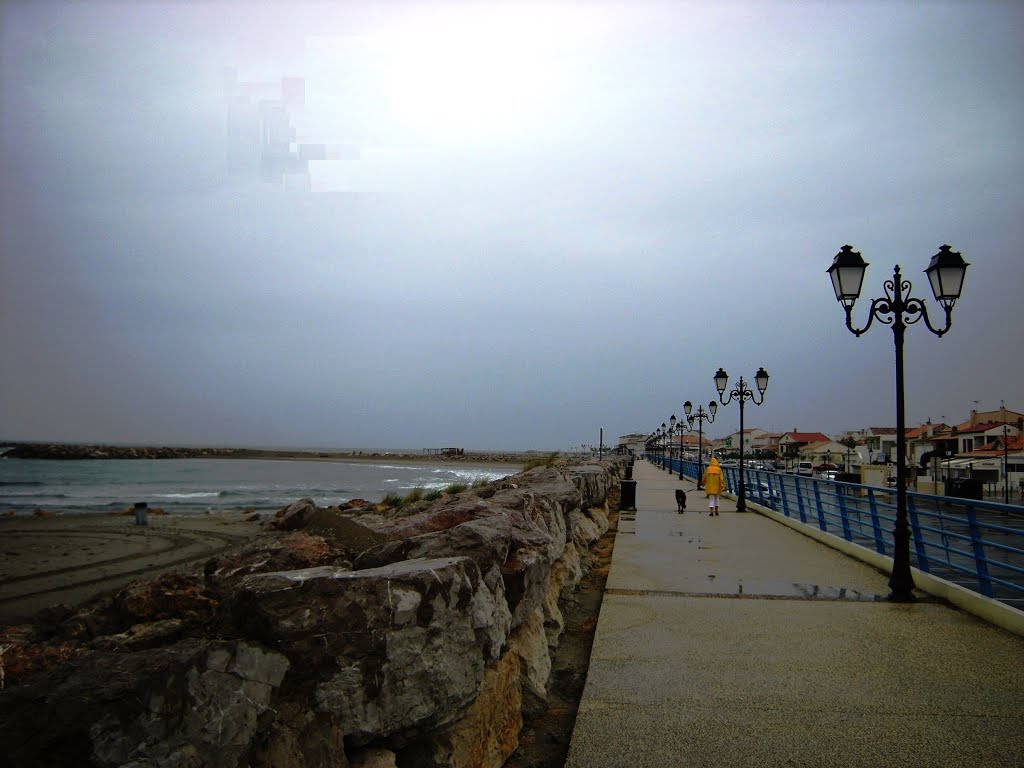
683 400 717 487
714 367 769 512
677 411 691 480
827 244 969 602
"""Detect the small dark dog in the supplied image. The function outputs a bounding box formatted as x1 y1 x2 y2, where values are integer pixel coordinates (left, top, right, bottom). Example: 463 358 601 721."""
675 488 687 513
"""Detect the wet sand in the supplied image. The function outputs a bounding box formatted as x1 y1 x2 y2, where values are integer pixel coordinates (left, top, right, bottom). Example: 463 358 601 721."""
0 511 264 623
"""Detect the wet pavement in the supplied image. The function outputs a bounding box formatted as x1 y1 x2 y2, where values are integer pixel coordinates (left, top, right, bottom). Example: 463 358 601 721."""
565 459 1024 767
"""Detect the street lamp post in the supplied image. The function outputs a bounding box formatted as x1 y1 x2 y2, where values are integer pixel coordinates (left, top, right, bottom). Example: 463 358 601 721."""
683 400 717 487
668 415 677 472
827 244 969 602
714 367 769 512
660 423 667 470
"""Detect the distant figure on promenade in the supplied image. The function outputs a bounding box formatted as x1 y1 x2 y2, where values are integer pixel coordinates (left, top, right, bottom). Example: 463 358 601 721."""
702 458 725 516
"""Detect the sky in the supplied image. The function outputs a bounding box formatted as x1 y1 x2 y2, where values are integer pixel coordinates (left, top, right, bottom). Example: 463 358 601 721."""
1 1 1022 452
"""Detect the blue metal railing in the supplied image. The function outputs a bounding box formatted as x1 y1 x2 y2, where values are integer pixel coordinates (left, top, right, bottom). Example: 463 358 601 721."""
647 455 1024 608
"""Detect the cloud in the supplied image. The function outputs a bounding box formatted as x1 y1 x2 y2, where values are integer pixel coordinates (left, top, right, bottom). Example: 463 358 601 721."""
2 1 1022 449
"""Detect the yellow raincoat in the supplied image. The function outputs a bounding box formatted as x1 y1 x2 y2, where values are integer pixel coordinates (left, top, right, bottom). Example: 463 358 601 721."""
702 457 726 495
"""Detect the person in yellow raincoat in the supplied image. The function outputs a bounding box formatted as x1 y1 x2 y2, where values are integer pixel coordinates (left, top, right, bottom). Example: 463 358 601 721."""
702 457 725 516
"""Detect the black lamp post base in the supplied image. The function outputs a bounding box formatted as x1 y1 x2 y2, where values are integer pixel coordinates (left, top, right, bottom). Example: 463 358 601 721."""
887 590 917 603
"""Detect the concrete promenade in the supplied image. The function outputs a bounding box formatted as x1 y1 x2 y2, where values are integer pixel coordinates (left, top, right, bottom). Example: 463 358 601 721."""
565 459 1024 767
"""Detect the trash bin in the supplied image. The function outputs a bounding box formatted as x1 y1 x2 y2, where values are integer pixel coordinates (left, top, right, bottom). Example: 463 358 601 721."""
134 501 149 526
619 480 637 511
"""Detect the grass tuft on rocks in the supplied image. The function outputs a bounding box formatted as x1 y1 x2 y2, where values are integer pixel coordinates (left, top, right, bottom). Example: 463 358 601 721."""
522 452 561 472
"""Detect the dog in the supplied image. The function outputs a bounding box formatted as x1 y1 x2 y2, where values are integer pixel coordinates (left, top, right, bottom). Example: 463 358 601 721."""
675 488 687 513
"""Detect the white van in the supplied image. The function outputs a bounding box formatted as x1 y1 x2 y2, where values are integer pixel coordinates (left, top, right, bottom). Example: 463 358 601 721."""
796 461 814 476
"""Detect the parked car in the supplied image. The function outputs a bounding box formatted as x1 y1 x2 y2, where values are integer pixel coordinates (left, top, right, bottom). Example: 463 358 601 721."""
756 482 782 508
796 461 813 476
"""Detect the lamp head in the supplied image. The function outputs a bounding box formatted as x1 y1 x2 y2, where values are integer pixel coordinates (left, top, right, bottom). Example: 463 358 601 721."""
714 367 729 396
709 400 718 417
827 245 868 308
754 367 770 395
670 414 677 430
683 400 693 417
924 245 969 310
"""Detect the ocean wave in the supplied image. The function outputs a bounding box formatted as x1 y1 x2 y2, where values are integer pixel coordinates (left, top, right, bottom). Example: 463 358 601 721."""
0 480 47 486
154 491 222 499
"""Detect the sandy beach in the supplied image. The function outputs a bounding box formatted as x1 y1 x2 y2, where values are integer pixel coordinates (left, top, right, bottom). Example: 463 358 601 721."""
0 510 264 623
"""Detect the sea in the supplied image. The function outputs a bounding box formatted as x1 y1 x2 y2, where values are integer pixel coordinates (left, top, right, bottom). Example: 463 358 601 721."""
0 457 514 516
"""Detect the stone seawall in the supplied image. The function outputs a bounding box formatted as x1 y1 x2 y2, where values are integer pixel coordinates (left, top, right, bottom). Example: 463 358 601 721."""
0 460 624 767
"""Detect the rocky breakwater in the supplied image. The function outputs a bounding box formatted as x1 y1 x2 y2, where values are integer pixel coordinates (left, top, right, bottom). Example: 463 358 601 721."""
3 443 244 460
0 460 623 767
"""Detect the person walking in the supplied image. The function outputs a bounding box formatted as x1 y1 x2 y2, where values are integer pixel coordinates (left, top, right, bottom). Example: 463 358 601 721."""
702 457 725 516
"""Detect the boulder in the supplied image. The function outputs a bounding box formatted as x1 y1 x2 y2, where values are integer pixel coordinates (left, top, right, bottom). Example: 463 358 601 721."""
507 608 551 714
0 639 289 768
363 498 508 540
354 516 513 577
249 701 348 767
204 531 343 588
555 540 584 600
572 514 602 548
224 557 509 746
300 508 394 555
587 503 610 537
265 497 318 531
500 547 552 629
407 648 522 768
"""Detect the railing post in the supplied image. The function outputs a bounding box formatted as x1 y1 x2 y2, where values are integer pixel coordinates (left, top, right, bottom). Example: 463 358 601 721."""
867 488 886 554
837 484 852 541
906 495 929 573
780 477 792 518
965 505 993 597
812 480 827 531
796 477 808 524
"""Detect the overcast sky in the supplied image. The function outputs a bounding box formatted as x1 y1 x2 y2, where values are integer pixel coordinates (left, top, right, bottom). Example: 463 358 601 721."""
1 1 1021 451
